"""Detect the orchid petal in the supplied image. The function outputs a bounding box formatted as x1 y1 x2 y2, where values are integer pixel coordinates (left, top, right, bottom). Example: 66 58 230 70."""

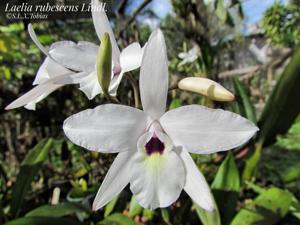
120 42 144 73
28 24 50 57
91 0 120 63
24 91 50 110
160 105 259 154
33 57 72 85
93 151 133 211
179 149 214 211
130 150 185 209
78 71 102 99
5 81 62 110
49 41 98 72
52 72 88 85
63 104 148 153
140 29 168 119
108 71 123 96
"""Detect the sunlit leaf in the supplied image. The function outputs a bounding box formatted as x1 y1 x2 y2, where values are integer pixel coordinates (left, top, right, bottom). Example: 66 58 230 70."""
104 195 119 218
276 120 300 150
3 217 82 225
215 0 227 23
143 208 154 220
232 77 256 123
169 98 182 110
242 143 262 181
194 204 221 225
161 208 170 224
99 213 136 225
290 197 300 220
230 188 293 225
25 202 90 217
128 195 142 218
10 139 53 217
22 139 53 166
211 152 240 225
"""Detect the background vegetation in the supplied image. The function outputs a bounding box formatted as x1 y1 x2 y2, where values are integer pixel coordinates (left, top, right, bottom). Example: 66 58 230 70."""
0 0 300 224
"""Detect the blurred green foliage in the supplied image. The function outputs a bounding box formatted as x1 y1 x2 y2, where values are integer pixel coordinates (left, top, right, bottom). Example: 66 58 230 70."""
261 2 300 47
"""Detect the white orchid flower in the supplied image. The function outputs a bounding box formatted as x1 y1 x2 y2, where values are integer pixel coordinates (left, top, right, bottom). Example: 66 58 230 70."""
178 45 200 66
5 0 144 110
63 30 258 211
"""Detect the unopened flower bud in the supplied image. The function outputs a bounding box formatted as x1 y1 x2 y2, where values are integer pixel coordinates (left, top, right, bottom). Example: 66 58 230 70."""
178 77 235 101
97 32 112 95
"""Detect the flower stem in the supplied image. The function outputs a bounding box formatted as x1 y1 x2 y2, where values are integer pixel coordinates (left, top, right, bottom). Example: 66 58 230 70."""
104 92 120 104
126 73 141 109
168 83 178 91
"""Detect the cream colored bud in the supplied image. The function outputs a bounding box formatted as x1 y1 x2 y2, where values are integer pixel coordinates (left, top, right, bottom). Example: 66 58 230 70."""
178 77 235 102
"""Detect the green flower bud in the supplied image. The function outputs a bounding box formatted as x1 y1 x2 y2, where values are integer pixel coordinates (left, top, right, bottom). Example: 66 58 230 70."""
97 32 112 95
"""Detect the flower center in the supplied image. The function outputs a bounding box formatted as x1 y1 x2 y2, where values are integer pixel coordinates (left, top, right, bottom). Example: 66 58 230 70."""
145 135 165 155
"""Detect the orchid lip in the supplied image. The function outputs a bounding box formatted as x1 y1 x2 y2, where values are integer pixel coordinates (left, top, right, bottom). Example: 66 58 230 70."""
145 134 165 155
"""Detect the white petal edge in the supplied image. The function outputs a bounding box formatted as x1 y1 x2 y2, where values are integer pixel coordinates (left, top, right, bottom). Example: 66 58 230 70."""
63 104 148 153
93 151 133 211
120 42 144 73
160 105 259 154
5 81 62 110
91 0 120 63
139 29 169 119
178 149 214 211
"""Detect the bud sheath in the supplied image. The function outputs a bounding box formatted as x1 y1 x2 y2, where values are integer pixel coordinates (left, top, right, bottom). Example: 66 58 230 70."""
96 33 112 95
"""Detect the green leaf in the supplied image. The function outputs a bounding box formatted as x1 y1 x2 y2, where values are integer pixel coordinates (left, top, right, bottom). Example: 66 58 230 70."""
276 119 300 150
128 195 142 218
242 143 262 181
143 208 154 220
25 202 90 217
211 152 240 191
244 181 266 194
10 139 53 217
22 138 53 166
4 217 82 225
259 45 300 146
99 213 136 225
232 77 257 123
290 197 300 220
215 0 227 23
169 98 182 110
104 195 119 218
161 208 170 224
230 188 293 225
194 204 221 225
211 152 240 225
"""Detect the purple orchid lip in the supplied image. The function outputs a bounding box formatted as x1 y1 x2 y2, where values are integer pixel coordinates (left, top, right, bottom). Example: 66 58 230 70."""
145 135 165 155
